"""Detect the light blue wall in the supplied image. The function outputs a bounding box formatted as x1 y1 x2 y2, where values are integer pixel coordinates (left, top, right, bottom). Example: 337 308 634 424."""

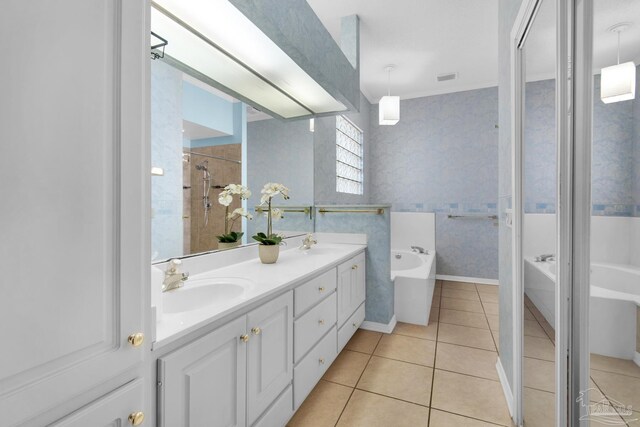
315 207 392 324
368 88 500 280
498 0 523 392
246 118 315 238
182 82 234 135
634 68 640 216
523 71 639 217
151 60 184 261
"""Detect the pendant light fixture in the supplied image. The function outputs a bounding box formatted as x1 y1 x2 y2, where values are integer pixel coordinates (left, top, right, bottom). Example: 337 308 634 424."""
379 65 400 125
601 23 636 104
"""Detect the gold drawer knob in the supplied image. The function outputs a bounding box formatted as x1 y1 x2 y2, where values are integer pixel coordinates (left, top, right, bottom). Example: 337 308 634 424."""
240 334 249 343
128 411 145 426
318 287 325 292
318 319 325 325
251 327 261 335
353 322 357 328
127 333 144 348
319 357 325 364
351 264 358 270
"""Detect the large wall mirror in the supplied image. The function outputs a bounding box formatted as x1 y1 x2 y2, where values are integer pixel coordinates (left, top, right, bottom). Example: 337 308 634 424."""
151 60 315 262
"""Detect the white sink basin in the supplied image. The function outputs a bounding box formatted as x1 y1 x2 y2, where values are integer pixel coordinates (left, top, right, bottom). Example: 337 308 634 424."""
162 278 254 314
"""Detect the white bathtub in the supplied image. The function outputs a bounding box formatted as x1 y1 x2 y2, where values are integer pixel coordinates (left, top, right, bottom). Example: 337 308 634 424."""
391 249 436 326
524 258 640 362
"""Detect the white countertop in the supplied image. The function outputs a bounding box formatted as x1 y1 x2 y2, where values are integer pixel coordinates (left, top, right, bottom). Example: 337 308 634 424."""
154 242 366 349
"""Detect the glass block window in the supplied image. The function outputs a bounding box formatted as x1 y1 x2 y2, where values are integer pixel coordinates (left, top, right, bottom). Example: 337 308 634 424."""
336 115 364 195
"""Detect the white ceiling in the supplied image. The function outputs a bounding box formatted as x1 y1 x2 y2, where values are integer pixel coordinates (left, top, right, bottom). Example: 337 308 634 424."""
307 0 499 104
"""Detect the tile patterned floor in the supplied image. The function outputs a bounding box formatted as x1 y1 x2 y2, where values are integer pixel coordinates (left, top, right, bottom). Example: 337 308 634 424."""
288 280 513 427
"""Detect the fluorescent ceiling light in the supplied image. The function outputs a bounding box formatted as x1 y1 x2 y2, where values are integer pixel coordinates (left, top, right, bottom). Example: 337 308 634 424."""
151 0 346 119
601 62 636 104
379 65 399 125
309 118 315 133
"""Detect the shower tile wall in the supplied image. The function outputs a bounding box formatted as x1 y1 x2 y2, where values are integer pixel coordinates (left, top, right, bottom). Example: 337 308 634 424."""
369 87 500 280
187 144 242 254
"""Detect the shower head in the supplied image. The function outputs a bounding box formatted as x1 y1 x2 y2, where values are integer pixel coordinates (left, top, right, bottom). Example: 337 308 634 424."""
195 160 209 171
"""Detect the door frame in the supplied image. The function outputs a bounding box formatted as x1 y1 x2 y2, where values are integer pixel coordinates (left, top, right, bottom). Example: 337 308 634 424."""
510 0 573 425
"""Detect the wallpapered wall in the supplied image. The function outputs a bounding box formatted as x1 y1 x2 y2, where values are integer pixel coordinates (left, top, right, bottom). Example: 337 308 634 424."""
151 60 184 261
524 70 640 217
369 88 500 280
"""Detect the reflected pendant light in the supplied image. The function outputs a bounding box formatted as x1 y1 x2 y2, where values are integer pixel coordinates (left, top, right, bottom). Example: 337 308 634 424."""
601 23 636 104
379 65 400 125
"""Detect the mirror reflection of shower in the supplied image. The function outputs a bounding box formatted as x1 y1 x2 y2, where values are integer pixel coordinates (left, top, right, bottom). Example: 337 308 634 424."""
195 160 212 227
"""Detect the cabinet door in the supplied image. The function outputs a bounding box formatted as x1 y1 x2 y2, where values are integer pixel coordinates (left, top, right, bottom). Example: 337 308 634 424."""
0 1 148 426
159 317 247 427
337 261 354 328
50 379 145 427
351 253 366 312
247 291 293 425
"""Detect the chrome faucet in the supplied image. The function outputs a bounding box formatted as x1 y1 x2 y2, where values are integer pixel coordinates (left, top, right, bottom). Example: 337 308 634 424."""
534 254 555 262
162 259 189 292
300 233 318 250
411 246 426 254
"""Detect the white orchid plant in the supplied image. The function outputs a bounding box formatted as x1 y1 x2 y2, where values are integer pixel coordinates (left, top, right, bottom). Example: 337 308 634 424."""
252 182 290 246
217 184 252 243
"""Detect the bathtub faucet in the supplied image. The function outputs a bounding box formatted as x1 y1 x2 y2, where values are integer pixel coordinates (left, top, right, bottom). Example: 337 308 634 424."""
411 246 426 254
535 254 555 262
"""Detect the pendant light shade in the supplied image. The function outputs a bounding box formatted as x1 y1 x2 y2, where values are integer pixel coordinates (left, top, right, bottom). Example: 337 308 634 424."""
379 65 399 125
601 23 636 104
601 61 636 104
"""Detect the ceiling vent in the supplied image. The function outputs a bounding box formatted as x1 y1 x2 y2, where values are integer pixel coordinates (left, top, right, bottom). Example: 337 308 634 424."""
437 72 458 82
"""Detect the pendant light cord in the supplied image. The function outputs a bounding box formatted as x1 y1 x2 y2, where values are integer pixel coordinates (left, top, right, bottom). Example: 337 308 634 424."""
387 67 391 96
617 30 621 65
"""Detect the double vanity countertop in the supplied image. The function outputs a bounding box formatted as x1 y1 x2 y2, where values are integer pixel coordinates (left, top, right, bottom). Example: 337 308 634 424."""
154 241 367 349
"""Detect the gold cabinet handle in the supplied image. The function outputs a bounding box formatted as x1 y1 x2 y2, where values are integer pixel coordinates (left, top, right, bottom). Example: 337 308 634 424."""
319 357 325 364
128 411 145 426
318 286 325 292
240 334 249 343
353 322 357 328
127 333 144 348
318 319 325 325
351 264 358 270
251 327 261 335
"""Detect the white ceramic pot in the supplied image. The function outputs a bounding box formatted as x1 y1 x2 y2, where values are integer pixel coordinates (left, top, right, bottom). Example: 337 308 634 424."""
258 244 280 264
218 241 240 250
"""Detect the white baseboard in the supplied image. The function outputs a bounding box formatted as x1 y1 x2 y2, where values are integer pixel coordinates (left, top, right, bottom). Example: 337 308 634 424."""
634 352 640 368
361 315 397 334
496 358 515 419
437 274 499 286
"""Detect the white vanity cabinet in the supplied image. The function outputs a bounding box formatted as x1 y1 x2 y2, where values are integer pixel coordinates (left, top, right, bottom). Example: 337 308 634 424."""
337 252 366 328
0 1 148 426
158 292 293 427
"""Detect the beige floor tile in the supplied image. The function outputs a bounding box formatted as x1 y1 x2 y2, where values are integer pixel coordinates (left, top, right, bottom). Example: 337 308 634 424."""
430 307 440 322
428 410 502 426
524 320 547 338
476 284 499 294
345 329 382 354
620 410 640 426
442 281 477 291
434 287 442 296
288 380 352 427
590 353 640 379
356 356 433 406
441 297 484 313
374 334 436 366
523 357 555 393
336 389 429 427
479 293 499 304
524 307 536 320
486 314 499 331
435 342 498 380
441 288 480 301
431 370 512 426
322 350 370 387
539 320 555 342
439 309 489 329
432 297 441 308
482 302 499 315
591 369 640 411
524 335 555 362
523 387 555 427
492 331 500 350
438 323 496 351
392 321 438 341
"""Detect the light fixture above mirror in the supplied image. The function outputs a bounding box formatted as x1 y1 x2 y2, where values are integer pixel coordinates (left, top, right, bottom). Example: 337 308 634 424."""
601 23 636 104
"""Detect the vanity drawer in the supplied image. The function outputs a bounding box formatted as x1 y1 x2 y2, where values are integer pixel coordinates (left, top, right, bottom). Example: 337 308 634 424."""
338 302 365 352
294 269 337 316
294 293 337 362
293 326 337 409
252 384 293 427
